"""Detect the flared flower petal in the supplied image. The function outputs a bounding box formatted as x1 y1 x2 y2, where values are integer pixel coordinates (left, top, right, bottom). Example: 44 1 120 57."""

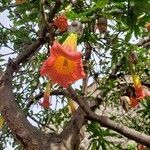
40 33 85 88
128 75 150 108
53 15 68 32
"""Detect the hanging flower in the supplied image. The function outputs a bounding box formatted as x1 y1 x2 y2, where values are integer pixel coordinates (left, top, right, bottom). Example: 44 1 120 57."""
53 15 68 32
129 75 150 108
40 81 52 108
41 33 85 88
132 75 145 98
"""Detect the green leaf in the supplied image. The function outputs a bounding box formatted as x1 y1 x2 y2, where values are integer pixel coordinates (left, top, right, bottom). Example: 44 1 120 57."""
125 31 132 42
66 11 78 20
127 11 137 29
95 0 109 8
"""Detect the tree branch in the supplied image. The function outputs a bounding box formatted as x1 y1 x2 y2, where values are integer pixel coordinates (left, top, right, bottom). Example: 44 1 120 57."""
0 63 48 150
67 86 150 146
60 97 101 149
13 28 46 66
0 3 18 12
25 89 69 109
82 42 92 96
0 1 63 149
40 0 52 32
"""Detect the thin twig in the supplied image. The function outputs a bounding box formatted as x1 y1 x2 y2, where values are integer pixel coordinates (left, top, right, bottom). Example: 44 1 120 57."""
82 42 92 96
27 113 55 132
40 0 51 32
0 3 18 12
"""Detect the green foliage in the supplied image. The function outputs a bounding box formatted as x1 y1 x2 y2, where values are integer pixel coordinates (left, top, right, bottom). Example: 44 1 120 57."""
87 122 123 150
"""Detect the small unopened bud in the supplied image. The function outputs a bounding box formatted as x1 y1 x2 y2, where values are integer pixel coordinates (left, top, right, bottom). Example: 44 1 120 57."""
129 51 138 64
97 17 107 33
68 21 83 37
53 15 68 32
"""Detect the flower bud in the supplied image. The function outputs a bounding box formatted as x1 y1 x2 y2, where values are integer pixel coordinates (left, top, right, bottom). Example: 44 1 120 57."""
97 17 107 33
129 51 138 64
53 15 68 32
68 21 83 37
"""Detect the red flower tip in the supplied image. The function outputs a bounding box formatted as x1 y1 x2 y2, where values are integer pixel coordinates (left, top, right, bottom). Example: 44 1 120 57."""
53 15 68 32
40 81 52 109
129 98 139 108
40 95 52 109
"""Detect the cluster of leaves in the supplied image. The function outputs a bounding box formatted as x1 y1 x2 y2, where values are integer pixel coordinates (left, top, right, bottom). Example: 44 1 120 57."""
87 122 124 150
0 0 150 149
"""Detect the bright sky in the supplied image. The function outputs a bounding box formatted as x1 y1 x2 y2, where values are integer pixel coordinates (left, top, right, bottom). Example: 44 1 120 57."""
0 10 16 65
0 10 11 28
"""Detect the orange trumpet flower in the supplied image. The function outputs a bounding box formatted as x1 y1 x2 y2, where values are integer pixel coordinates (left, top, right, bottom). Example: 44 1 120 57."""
40 33 85 88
